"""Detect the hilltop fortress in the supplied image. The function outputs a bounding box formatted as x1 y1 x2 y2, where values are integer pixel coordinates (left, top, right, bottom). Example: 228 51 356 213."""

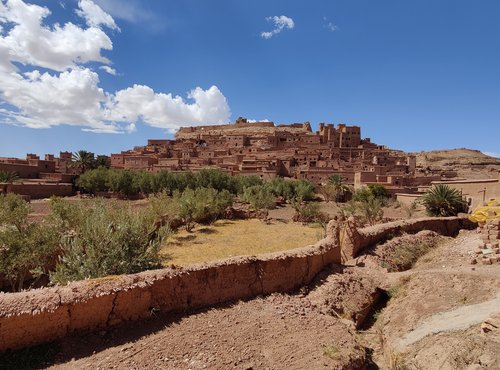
110 117 428 192
2 118 499 201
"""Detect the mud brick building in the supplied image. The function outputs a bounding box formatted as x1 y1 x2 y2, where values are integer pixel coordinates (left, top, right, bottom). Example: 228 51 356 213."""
0 152 77 199
110 117 434 192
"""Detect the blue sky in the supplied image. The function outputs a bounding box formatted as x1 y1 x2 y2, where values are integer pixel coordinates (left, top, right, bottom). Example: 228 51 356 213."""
0 0 499 158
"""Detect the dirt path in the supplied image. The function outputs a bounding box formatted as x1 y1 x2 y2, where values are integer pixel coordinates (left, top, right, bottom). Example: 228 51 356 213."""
397 291 500 350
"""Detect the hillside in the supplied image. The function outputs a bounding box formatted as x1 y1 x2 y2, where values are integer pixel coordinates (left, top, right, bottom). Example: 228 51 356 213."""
409 148 500 179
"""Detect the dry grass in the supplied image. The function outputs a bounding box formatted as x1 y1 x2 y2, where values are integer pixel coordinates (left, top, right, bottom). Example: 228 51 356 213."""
161 219 322 266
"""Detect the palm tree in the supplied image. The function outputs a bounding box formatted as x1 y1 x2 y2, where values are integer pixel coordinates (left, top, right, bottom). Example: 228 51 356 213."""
420 184 468 217
71 150 95 173
0 171 19 183
328 175 352 202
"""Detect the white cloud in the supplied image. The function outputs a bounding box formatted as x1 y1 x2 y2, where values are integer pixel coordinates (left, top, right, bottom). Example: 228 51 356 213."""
325 22 338 32
261 15 294 39
247 119 270 123
0 0 231 134
76 0 120 31
106 85 230 132
0 0 112 72
92 0 162 30
99 65 116 75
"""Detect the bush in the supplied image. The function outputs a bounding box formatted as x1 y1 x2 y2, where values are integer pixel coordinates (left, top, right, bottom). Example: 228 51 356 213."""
50 199 168 284
0 194 59 291
420 184 468 217
353 185 389 204
242 185 276 211
292 201 329 224
341 196 384 226
230 175 263 195
77 167 109 194
106 170 139 197
173 187 234 231
293 180 316 202
326 175 352 202
265 178 316 203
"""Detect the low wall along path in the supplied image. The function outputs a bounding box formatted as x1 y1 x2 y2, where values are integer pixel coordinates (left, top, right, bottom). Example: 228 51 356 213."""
0 216 475 352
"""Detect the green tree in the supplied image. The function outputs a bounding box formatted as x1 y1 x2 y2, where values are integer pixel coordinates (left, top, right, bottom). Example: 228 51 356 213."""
242 185 276 211
77 167 109 194
293 180 316 202
352 185 389 205
0 194 59 291
327 175 352 202
195 169 233 192
291 200 328 224
267 177 296 201
106 170 139 197
0 171 19 183
95 155 110 168
420 184 468 217
173 188 233 231
71 150 95 173
230 175 263 195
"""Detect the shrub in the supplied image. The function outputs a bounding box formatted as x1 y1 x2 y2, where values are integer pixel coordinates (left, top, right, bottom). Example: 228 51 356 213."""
194 169 233 193
266 177 296 201
173 187 233 231
382 236 439 272
230 175 263 195
105 170 139 197
420 184 468 217
341 197 384 226
50 199 168 284
293 179 316 202
0 194 59 291
242 185 276 211
292 201 329 224
353 185 389 204
77 167 109 194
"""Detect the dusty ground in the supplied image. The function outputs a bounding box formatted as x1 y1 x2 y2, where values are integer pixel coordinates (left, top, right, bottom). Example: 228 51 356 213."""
2 225 499 369
361 230 500 369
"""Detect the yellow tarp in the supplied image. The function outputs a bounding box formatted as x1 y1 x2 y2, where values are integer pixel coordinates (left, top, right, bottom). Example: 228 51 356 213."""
469 199 500 222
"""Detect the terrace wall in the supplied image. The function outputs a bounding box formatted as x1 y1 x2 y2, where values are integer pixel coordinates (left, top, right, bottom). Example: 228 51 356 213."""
4 183 73 199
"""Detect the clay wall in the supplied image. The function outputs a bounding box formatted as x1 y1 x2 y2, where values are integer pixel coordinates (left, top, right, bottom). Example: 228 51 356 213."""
0 163 40 178
339 216 476 262
5 183 73 199
0 239 340 352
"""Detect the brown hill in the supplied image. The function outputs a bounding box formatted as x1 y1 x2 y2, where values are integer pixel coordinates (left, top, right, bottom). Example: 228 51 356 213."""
409 148 500 179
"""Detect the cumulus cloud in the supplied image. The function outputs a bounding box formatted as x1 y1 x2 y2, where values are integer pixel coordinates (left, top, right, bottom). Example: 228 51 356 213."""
261 15 294 39
76 0 120 31
106 85 230 133
323 17 338 32
0 0 231 133
0 0 112 72
99 65 117 75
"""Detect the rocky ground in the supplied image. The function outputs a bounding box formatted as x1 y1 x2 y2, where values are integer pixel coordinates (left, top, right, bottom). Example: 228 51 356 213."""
409 148 500 179
1 230 499 370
